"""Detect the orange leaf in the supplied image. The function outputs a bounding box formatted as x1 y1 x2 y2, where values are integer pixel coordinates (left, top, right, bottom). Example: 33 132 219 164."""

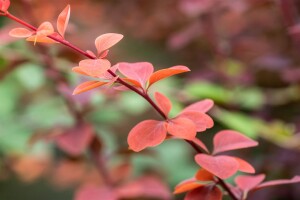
9 28 33 38
127 120 167 152
235 157 255 174
0 0 10 12
72 67 89 76
78 59 111 77
185 186 222 200
26 35 57 44
37 21 54 36
174 178 204 194
57 5 70 37
195 154 239 179
155 92 172 116
121 78 141 88
181 99 214 114
195 169 214 182
148 65 190 87
95 33 123 55
179 111 214 132
167 117 196 140
73 81 107 95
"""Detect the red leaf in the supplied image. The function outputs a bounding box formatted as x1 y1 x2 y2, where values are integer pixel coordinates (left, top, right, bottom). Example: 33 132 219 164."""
255 176 300 191
155 92 172 116
192 137 209 153
26 35 57 44
118 62 154 88
76 59 111 77
235 174 265 192
57 5 70 37
73 81 107 95
116 176 171 200
95 33 123 55
0 0 10 12
37 22 54 36
185 186 222 200
9 28 33 38
181 99 214 114
213 130 258 154
55 124 94 156
167 117 196 140
179 111 214 132
127 120 167 152
195 154 239 179
235 157 255 174
148 65 190 87
75 185 117 200
86 50 96 58
174 178 204 194
195 168 214 182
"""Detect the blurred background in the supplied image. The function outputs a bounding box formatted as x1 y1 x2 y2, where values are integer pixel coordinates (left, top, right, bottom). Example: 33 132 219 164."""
1 0 300 199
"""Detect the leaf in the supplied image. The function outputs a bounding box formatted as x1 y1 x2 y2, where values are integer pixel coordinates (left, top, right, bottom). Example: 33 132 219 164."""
179 111 214 132
191 137 209 153
0 0 10 12
26 35 57 44
95 33 123 55
174 178 204 194
75 185 117 200
127 120 167 152
235 174 265 192
148 65 190 87
213 130 258 154
9 28 33 38
185 186 222 200
235 157 255 174
195 168 214 182
118 62 154 88
155 92 172 116
116 176 171 200
55 123 94 156
77 59 111 77
57 4 70 37
255 176 300 191
37 21 54 36
167 117 196 140
195 154 239 179
181 99 214 114
73 81 107 95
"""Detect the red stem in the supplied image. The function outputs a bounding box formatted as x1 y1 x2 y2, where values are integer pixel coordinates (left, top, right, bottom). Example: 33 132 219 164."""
3 11 238 200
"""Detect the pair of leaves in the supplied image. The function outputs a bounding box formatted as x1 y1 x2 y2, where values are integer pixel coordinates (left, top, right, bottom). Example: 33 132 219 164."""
235 174 300 199
194 130 258 179
9 5 70 43
128 94 214 152
0 0 10 12
118 62 190 90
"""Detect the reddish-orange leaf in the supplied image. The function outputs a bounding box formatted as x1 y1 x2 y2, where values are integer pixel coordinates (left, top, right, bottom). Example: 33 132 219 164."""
0 0 10 12
181 99 214 114
9 28 33 38
75 185 117 200
99 50 109 59
78 59 111 77
57 5 70 37
55 124 94 156
195 154 239 179
213 130 258 155
155 92 172 116
167 117 196 140
37 22 54 36
179 111 214 132
195 169 214 182
174 178 204 194
86 50 96 58
235 174 265 192
148 65 190 87
192 138 209 153
118 62 154 88
73 81 107 95
26 35 57 44
128 120 167 152
235 157 255 174
72 67 89 76
255 176 300 191
121 78 142 88
95 33 123 55
185 186 222 200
